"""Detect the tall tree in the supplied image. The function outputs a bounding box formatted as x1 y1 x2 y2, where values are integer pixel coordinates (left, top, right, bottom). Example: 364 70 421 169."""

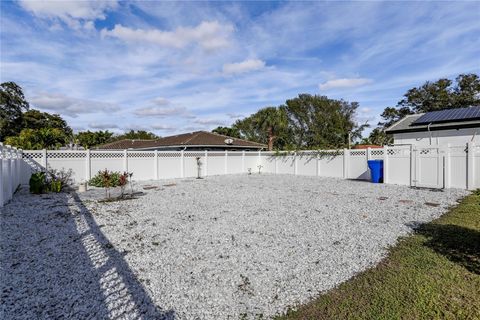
112 130 159 141
0 82 30 140
212 126 241 138
23 109 72 136
283 94 367 149
234 107 291 150
378 73 480 128
5 128 68 150
75 130 114 149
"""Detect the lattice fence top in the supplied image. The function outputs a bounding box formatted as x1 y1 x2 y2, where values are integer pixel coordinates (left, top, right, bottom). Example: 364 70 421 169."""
350 150 366 156
184 152 205 158
128 152 155 158
91 152 124 159
48 151 86 159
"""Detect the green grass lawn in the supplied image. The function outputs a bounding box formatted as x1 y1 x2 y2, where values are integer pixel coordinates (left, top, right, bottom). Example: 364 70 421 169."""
277 192 480 320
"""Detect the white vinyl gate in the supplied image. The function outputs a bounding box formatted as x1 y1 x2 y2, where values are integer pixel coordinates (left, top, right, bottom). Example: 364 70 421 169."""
412 146 444 189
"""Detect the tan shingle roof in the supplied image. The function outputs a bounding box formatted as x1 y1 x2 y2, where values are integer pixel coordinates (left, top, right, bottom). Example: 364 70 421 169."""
96 131 266 150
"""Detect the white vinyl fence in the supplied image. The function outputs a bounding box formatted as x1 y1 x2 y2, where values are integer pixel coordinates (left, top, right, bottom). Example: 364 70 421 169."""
2 143 479 207
1 143 23 207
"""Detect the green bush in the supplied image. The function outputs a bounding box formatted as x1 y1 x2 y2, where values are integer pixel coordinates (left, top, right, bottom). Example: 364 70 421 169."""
89 170 122 187
29 172 46 194
48 179 62 193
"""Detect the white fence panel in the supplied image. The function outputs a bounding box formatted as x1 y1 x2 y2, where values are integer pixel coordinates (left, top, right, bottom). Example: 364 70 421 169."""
276 155 295 175
91 151 124 179
158 153 182 179
244 152 261 173
414 147 443 188
448 145 467 189
385 146 411 186
46 151 87 183
226 152 244 174
261 152 276 173
296 152 317 176
183 152 205 178
348 149 369 180
1 144 23 207
207 152 225 176
318 151 344 178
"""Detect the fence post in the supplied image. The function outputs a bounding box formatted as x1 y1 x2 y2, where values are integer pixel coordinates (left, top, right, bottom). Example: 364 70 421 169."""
467 142 475 190
242 150 245 172
42 148 47 171
205 150 208 177
275 153 278 175
86 149 91 182
180 150 184 178
343 148 349 179
123 150 128 172
258 150 261 171
316 152 320 176
5 145 12 199
0 143 4 207
444 144 451 189
225 150 228 175
16 149 22 188
11 147 17 191
294 152 298 175
383 146 389 184
410 145 415 187
154 150 158 180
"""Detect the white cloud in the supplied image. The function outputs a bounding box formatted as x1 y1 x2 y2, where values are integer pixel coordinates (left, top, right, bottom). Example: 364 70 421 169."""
19 0 118 29
227 113 244 119
88 122 119 129
29 93 119 117
151 97 170 106
151 124 175 131
222 59 266 75
134 106 193 118
319 78 373 90
101 21 233 50
194 118 226 126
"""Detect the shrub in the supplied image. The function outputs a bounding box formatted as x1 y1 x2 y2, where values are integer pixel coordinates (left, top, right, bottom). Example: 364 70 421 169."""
89 170 122 187
29 172 46 194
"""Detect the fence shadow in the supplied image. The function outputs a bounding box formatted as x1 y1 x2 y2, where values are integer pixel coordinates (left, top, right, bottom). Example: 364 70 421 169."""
1 189 175 319
417 223 480 275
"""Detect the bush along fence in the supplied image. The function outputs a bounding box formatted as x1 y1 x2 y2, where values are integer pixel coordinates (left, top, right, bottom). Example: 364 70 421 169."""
4 142 478 202
0 143 23 207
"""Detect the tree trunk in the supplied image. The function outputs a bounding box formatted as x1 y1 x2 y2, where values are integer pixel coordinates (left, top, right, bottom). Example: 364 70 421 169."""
267 126 274 151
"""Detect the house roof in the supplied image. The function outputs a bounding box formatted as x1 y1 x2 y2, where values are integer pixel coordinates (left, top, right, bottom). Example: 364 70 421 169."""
385 111 480 134
96 131 267 150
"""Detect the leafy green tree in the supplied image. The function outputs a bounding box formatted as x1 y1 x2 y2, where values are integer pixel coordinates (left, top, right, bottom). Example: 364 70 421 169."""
234 107 291 150
0 82 30 140
282 94 367 149
23 109 72 136
212 126 240 138
75 130 114 149
112 130 159 141
361 128 393 146
378 73 480 128
5 128 68 150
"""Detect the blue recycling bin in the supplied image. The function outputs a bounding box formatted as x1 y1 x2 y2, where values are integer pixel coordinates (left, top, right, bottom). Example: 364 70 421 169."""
367 160 384 183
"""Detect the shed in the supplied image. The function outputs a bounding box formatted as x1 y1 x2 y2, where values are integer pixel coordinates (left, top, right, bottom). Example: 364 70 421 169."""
385 106 480 146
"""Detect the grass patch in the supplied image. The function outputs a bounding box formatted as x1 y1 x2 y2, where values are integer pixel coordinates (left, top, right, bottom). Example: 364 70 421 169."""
277 192 480 320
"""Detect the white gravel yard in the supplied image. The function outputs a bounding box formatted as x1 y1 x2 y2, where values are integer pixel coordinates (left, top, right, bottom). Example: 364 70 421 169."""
1 174 467 319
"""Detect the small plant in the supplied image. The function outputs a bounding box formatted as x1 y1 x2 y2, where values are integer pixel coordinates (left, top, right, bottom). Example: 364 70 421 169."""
119 172 129 198
101 169 112 199
49 179 62 193
257 165 263 174
29 172 46 194
89 170 122 187
247 168 252 175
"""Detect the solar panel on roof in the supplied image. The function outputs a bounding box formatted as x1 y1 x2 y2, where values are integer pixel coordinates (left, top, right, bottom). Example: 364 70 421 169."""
412 106 480 125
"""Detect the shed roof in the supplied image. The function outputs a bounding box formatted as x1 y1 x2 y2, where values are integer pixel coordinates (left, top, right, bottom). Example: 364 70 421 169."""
385 113 480 134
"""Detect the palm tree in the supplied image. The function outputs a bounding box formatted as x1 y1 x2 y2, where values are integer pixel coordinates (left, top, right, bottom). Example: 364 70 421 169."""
254 107 288 151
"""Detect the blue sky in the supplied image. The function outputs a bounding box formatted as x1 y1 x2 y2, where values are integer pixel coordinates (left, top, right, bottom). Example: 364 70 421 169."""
1 1 479 136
